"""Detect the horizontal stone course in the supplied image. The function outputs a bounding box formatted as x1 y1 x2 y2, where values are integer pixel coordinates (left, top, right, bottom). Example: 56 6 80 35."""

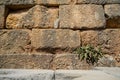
35 0 71 5
0 0 35 5
0 54 53 69
59 4 105 29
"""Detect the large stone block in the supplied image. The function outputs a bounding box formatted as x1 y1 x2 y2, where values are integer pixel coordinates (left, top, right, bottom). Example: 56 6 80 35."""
81 29 120 54
0 54 53 69
6 5 58 29
51 54 91 70
105 4 120 28
0 30 31 54
0 5 5 29
35 0 71 5
31 29 80 51
59 5 105 29
55 70 120 80
0 69 54 80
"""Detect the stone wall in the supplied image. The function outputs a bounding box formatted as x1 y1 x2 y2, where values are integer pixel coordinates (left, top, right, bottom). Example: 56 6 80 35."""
0 0 120 69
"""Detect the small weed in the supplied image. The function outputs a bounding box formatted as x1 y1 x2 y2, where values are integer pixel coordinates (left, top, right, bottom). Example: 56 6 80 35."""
74 45 103 65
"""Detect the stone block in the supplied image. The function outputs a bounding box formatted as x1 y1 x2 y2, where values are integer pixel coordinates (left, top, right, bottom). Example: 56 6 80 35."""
35 0 71 5
59 5 105 29
0 69 54 80
6 5 58 29
81 29 120 54
31 29 80 51
105 4 120 28
51 54 91 70
55 70 120 80
0 29 31 54
0 5 5 29
0 54 53 69
77 0 106 4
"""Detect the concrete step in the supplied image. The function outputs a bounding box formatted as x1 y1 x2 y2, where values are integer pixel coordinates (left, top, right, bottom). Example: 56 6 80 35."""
0 68 120 80
0 69 54 80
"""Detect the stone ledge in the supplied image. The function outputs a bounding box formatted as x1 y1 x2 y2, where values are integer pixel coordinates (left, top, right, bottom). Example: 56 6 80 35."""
0 69 54 80
55 69 120 80
0 68 120 80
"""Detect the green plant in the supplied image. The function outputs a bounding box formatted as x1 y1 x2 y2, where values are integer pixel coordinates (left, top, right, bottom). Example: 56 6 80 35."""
74 45 103 65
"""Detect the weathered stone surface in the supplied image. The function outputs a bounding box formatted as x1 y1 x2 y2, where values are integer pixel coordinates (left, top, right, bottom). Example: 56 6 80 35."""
97 55 116 67
81 29 120 54
59 5 105 29
0 54 53 69
6 5 58 29
0 0 35 5
51 54 91 70
0 69 54 80
31 29 80 51
105 4 120 28
115 54 120 67
106 0 120 4
0 5 5 28
55 70 120 80
77 0 106 4
0 30 31 54
105 4 120 17
35 0 71 5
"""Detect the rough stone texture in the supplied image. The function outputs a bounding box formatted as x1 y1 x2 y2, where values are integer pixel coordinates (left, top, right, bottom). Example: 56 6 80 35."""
0 30 31 54
0 69 54 80
81 29 120 54
55 70 120 80
106 0 120 4
105 4 120 17
0 5 5 29
59 5 105 29
105 4 120 28
97 55 116 67
77 0 106 4
31 29 80 51
77 0 120 4
115 54 120 67
0 54 53 69
6 5 58 29
35 0 71 5
0 0 35 5
51 54 91 70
